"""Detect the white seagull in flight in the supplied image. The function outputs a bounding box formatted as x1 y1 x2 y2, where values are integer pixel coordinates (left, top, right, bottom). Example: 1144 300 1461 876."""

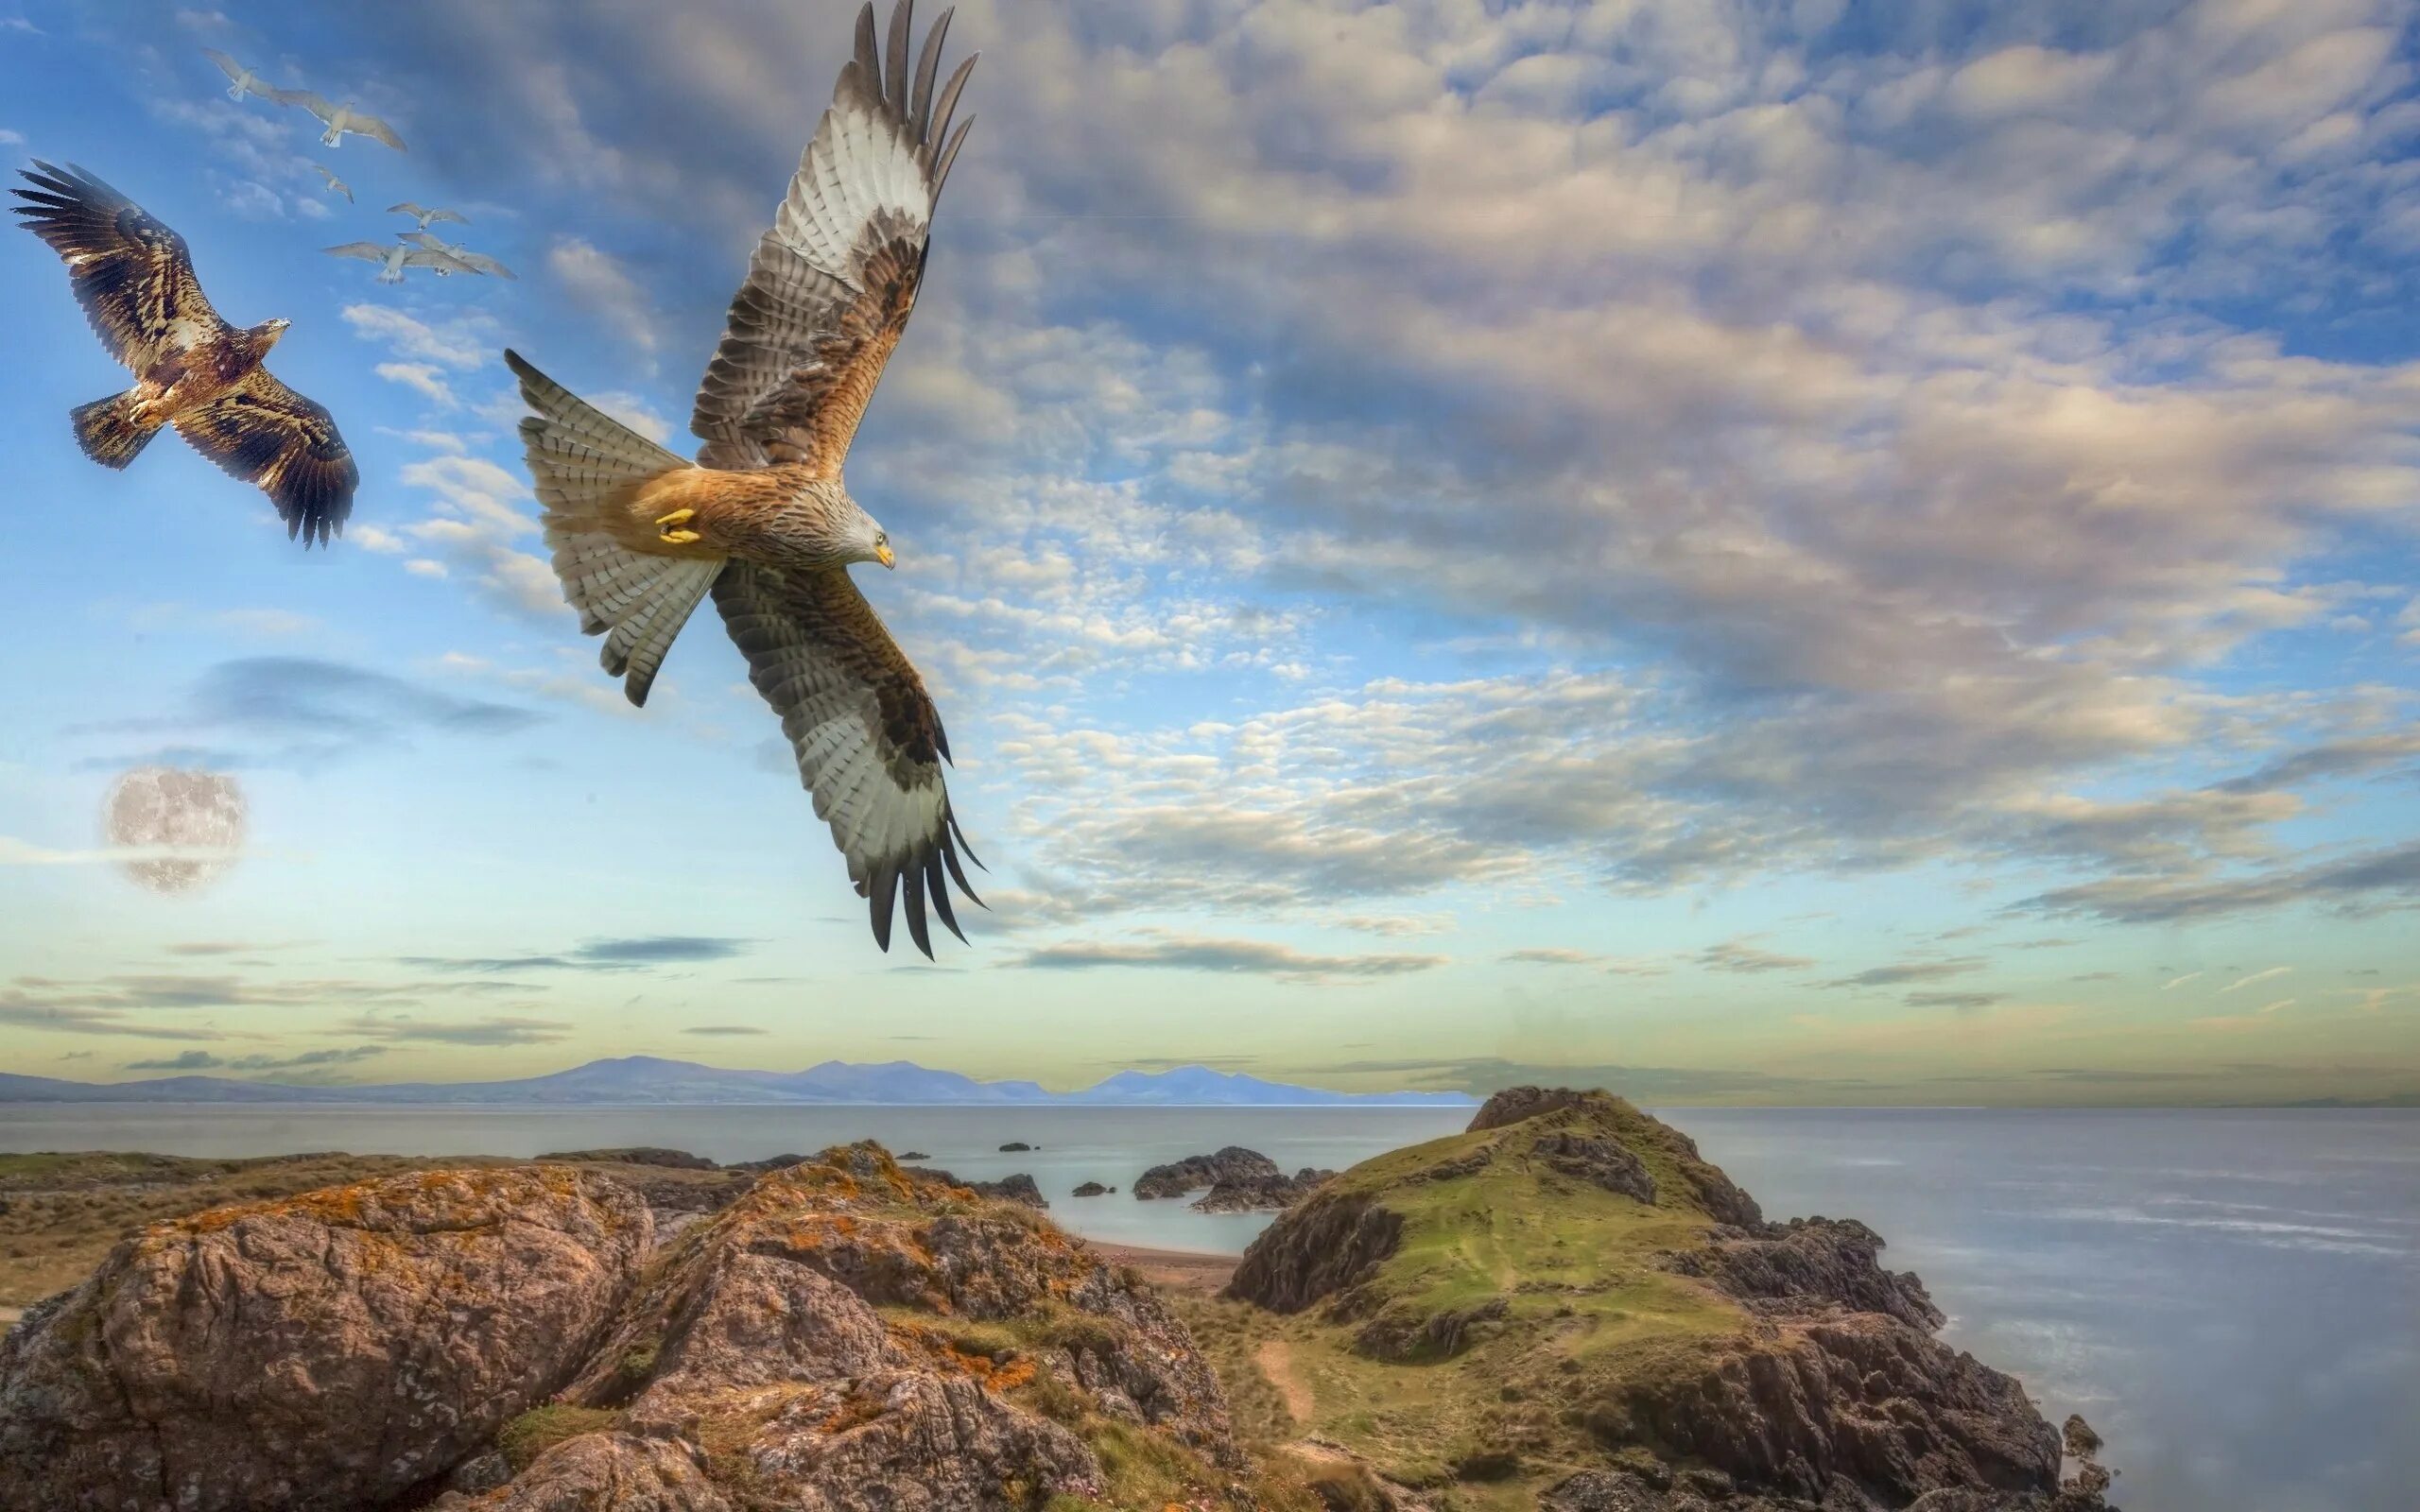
311 163 353 203
323 241 467 284
399 232 513 279
388 201 467 232
290 94 406 151
201 49 285 104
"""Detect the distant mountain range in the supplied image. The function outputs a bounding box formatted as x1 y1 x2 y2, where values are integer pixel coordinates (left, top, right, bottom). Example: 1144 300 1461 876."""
0 1056 1475 1108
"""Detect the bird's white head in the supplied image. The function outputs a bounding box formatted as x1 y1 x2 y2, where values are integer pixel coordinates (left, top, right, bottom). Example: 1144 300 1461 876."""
844 497 895 570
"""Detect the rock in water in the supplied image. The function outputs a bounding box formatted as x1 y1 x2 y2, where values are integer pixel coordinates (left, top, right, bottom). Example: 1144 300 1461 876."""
1132 1144 1282 1199
1071 1180 1112 1196
901 1164 1049 1209
0 1168 651 1512
1190 1166 1336 1212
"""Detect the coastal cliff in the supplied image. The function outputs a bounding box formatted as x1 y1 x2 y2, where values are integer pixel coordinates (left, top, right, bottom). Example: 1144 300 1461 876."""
0 1094 2115 1511
1212 1088 2115 1510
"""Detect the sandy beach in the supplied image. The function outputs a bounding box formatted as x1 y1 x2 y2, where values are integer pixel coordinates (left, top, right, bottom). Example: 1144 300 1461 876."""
1083 1241 1240 1295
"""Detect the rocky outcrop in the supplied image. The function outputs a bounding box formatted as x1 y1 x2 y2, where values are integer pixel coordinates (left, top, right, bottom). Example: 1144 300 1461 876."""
0 1144 1247 1512
558 1142 1235 1505
1071 1180 1113 1197
0 1167 651 1512
1134 1145 1280 1199
1592 1309 2059 1501
536 1146 717 1170
901 1164 1048 1209
1228 1087 2110 1511
1191 1166 1334 1212
1226 1191 1406 1313
1668 1215 1945 1331
998 1141 1033 1152
1470 1087 1761 1225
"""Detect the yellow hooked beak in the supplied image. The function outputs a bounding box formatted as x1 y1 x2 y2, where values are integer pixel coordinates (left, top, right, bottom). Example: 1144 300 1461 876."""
875 542 895 569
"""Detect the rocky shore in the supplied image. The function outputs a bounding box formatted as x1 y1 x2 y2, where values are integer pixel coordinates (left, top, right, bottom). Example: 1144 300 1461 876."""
0 1090 2118 1511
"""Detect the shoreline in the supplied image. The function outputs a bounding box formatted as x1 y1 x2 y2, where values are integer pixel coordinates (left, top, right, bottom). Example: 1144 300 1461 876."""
1083 1240 1241 1294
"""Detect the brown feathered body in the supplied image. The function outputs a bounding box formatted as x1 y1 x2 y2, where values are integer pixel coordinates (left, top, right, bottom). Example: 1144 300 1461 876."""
11 161 357 544
507 0 982 959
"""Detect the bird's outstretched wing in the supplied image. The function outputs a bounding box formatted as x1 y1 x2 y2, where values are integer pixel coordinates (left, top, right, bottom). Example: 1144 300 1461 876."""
170 367 357 546
690 0 976 474
425 206 466 226
10 162 225 373
201 48 243 82
322 241 389 261
313 164 352 201
283 89 335 117
403 234 514 278
349 112 406 151
714 558 979 956
386 200 425 217
401 247 472 273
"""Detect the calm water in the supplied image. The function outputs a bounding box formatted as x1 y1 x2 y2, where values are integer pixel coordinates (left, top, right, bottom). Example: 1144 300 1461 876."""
2 1104 2410 1512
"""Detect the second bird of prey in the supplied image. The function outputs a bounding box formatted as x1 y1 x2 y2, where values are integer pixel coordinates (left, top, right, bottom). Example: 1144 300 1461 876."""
509 0 981 956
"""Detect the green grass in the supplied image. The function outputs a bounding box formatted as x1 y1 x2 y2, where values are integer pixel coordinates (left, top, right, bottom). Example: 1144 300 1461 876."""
1178 1097 1759 1508
496 1404 622 1471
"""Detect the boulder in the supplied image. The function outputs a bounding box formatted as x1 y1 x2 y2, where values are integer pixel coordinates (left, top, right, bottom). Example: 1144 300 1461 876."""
1071 1180 1112 1197
0 1167 651 1512
900 1165 1048 1209
1191 1166 1335 1212
1133 1145 1281 1200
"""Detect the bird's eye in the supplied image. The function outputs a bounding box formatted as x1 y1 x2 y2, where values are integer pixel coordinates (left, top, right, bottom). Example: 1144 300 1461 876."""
876 532 889 546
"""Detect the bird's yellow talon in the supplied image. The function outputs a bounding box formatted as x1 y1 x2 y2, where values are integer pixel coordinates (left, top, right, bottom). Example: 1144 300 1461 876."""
655 508 695 527
654 508 700 545
660 528 703 545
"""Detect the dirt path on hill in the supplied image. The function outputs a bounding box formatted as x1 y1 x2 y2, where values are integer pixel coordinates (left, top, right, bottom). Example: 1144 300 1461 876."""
1254 1338 1317 1426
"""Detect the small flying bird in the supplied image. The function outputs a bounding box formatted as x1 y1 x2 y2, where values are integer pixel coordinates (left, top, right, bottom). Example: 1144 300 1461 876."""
310 163 352 203
322 239 469 283
200 49 284 104
508 0 980 957
399 231 512 279
12 163 356 546
388 200 466 231
289 94 406 151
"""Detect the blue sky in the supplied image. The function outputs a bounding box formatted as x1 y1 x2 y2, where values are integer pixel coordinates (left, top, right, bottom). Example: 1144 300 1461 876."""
0 0 2415 1104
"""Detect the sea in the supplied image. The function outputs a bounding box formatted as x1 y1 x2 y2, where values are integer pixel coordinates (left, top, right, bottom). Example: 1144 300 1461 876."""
1 1103 2410 1512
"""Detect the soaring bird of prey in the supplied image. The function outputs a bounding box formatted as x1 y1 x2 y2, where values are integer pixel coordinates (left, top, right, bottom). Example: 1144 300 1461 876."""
399 231 512 279
311 163 353 203
289 94 406 151
12 163 356 546
508 0 980 957
201 49 286 104
388 201 466 232
323 239 469 283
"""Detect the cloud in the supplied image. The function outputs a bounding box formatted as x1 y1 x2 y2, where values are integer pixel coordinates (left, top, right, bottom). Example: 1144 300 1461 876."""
399 936 752 973
576 936 752 964
2221 966 2293 994
342 304 497 369
95 657 542 766
1905 990 2011 1011
1011 932 1446 984
341 1014 574 1046
681 1024 769 1037
375 362 458 408
1824 957 1987 990
546 237 656 356
2161 972 2204 990
2026 839 2420 924
123 1045 388 1074
1698 939 1815 974
1500 948 1604 967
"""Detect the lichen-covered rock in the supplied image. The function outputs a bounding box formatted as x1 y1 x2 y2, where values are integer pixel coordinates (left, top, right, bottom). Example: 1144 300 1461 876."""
0 1167 651 1512
1593 1310 2059 1503
554 1142 1236 1507
1533 1132 1656 1203
1469 1087 1761 1225
1668 1216 1945 1330
465 1433 731 1511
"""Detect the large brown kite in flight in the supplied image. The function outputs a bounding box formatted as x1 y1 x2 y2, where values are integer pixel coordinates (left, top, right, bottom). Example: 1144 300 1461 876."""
507 0 980 956
12 163 356 546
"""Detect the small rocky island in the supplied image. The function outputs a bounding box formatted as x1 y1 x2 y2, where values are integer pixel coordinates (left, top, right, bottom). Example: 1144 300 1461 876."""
1133 1144 1336 1211
0 1090 2117 1510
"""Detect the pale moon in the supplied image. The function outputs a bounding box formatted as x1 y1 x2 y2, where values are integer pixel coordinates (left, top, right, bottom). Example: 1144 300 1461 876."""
102 766 247 894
